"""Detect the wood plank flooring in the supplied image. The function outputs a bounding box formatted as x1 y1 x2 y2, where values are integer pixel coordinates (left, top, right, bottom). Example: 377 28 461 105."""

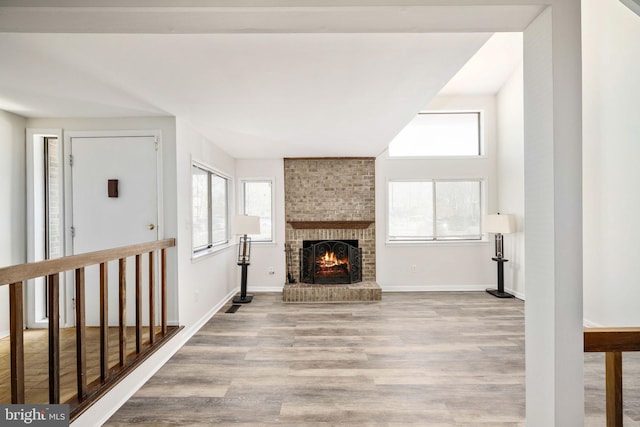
102 291 639 426
0 326 160 405
4 292 640 425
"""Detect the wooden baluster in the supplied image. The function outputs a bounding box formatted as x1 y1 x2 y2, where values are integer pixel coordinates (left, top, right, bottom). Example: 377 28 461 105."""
606 351 623 427
48 273 60 404
149 251 155 345
118 258 127 366
9 281 25 404
99 262 109 381
0 238 176 420
161 248 167 335
135 254 142 354
75 268 87 398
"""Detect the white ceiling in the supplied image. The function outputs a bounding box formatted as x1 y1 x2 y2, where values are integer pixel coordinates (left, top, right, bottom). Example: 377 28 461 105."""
0 5 530 158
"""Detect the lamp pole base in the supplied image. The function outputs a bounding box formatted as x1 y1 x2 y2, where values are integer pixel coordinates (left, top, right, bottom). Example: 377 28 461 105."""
233 295 253 304
487 257 514 299
485 288 514 298
235 262 252 303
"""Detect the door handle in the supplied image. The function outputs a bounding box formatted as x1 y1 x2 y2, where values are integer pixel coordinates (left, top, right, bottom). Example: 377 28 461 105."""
148 224 155 230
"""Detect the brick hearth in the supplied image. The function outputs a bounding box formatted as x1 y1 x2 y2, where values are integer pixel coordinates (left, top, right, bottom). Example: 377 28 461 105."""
282 281 381 303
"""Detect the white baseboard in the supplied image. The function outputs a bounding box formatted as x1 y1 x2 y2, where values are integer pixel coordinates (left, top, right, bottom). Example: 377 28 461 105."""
71 288 237 427
583 319 604 328
247 286 284 292
0 329 8 339
504 287 526 300
381 284 488 292
247 284 526 300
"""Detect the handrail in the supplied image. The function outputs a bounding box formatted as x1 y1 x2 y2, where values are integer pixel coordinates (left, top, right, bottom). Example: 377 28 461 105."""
0 238 175 285
0 238 179 421
584 327 640 427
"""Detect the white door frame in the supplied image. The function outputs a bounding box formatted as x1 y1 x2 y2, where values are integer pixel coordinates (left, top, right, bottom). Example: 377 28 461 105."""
25 128 64 329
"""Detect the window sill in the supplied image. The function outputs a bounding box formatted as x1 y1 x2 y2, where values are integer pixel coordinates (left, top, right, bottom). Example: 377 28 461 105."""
251 241 277 247
386 239 489 247
387 154 489 160
191 243 233 262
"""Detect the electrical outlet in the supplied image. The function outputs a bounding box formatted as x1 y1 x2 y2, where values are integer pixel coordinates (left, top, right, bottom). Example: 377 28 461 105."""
410 264 417 273
268 267 275 275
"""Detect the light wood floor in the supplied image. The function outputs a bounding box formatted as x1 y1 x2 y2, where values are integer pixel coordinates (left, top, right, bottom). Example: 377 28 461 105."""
4 292 640 425
0 326 160 405
100 292 640 426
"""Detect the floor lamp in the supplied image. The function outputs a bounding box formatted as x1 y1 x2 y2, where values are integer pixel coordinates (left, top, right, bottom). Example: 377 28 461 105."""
484 213 516 298
233 215 261 304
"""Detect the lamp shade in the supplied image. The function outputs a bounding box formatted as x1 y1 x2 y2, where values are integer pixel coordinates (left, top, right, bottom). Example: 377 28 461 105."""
484 214 515 234
233 215 261 235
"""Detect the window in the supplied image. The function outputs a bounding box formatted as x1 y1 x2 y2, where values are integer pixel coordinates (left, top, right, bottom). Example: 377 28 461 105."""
388 112 482 157
192 163 229 254
388 180 482 242
240 180 273 242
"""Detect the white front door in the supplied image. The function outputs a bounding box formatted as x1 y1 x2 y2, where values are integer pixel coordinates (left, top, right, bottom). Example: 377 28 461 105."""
70 135 158 253
67 133 159 326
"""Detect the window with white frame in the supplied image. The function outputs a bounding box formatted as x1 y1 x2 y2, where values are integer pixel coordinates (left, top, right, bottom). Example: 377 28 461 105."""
192 163 230 254
240 179 273 242
389 112 482 157
388 180 483 242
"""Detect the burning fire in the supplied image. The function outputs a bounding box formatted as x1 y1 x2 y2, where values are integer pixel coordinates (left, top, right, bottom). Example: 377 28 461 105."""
318 251 348 269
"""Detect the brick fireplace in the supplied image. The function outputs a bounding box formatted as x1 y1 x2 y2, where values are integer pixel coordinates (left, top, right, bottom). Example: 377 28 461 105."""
283 158 381 302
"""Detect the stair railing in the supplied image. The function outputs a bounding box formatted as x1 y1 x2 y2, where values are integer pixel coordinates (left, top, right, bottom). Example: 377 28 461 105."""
584 327 640 427
0 238 180 420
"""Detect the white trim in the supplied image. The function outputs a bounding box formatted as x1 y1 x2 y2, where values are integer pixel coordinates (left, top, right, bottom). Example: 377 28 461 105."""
247 286 284 292
0 329 9 339
388 110 485 158
71 287 237 427
386 177 487 243
385 239 489 247
237 177 276 244
25 128 63 329
190 158 233 258
505 287 526 300
190 242 234 262
155 132 165 241
380 284 489 292
583 319 604 328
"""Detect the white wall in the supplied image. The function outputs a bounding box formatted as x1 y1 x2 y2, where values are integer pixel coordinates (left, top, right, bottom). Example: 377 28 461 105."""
583 0 640 326
175 118 238 328
375 95 497 290
524 4 584 424
235 158 286 291
0 109 27 338
496 62 525 299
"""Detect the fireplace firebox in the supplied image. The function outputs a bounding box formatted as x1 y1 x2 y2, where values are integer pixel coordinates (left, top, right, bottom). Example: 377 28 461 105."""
300 240 362 284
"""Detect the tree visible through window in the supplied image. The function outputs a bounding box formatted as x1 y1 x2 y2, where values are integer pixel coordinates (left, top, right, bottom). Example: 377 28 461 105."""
388 180 482 241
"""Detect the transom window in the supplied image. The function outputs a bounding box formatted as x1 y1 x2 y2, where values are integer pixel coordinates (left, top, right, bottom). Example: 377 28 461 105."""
192 163 230 254
240 179 274 242
388 180 483 242
389 112 482 157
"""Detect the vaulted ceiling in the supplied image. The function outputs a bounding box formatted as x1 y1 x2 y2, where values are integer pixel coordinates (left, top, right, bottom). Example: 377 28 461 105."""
0 3 533 158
